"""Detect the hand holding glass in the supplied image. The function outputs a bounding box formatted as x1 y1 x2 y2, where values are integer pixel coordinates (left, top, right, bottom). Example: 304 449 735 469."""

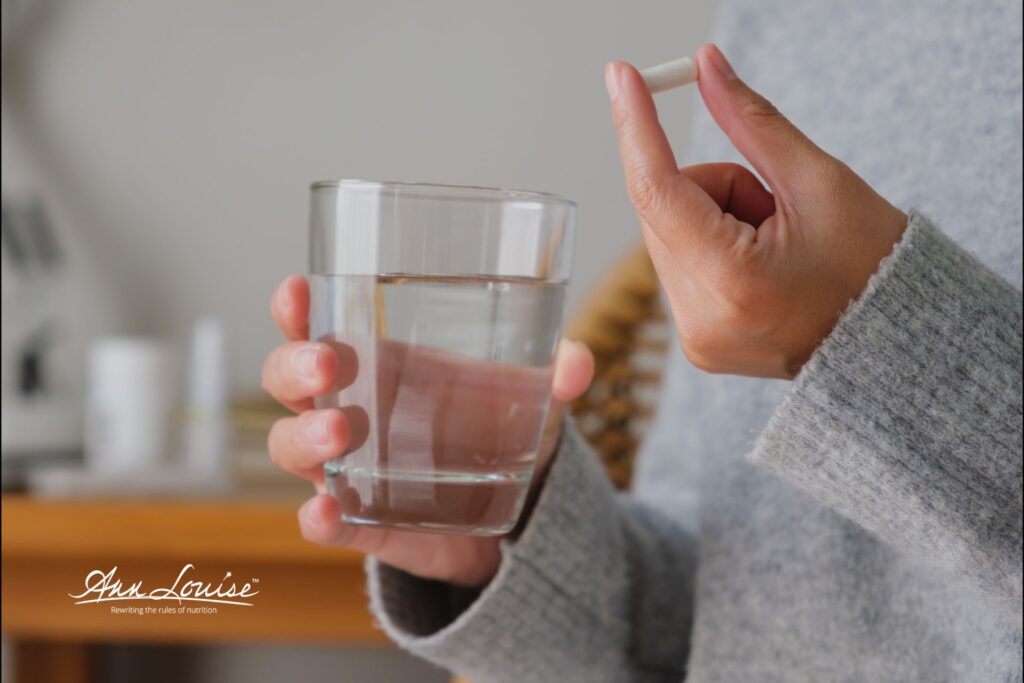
308 181 575 535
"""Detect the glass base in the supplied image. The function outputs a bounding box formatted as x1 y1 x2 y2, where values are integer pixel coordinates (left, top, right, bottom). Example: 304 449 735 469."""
325 463 531 536
337 514 516 537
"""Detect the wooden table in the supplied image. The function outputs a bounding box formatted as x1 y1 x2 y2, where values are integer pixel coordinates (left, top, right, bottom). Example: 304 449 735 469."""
1 495 388 683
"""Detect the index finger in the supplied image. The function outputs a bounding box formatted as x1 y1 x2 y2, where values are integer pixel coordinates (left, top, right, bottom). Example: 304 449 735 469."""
605 62 724 249
272 275 310 341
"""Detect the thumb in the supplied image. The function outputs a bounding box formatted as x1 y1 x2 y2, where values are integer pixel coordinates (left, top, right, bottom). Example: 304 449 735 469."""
535 339 593 471
551 338 594 404
695 43 826 198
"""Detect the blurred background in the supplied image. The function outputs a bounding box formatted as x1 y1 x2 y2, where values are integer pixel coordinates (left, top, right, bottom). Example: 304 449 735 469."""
1 0 716 681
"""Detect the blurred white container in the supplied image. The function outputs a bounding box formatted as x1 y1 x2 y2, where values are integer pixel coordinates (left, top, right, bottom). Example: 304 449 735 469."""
85 337 177 472
183 317 230 474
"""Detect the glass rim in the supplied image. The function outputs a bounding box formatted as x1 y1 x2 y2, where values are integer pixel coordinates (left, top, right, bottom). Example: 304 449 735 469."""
310 179 576 208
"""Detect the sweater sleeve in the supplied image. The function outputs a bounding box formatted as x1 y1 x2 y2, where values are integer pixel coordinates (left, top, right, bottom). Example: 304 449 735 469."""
750 210 1023 613
365 421 699 683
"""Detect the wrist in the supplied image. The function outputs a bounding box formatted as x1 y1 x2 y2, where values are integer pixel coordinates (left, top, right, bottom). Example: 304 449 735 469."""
789 203 910 377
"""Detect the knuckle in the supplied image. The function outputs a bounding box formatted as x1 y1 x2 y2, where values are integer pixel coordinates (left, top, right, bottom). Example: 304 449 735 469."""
290 415 310 451
813 157 851 194
626 173 662 215
739 93 782 125
677 326 716 370
684 342 729 375
683 346 717 374
722 163 747 188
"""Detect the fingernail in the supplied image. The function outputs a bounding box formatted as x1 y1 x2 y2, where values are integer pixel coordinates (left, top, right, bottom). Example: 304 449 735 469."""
605 62 623 99
705 44 736 80
305 414 331 446
293 345 321 380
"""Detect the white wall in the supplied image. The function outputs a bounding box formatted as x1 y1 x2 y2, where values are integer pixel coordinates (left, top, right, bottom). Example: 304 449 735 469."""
4 0 717 392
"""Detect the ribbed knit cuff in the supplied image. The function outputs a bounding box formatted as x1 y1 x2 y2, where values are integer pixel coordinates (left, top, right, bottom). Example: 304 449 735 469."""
366 421 630 682
751 210 1023 603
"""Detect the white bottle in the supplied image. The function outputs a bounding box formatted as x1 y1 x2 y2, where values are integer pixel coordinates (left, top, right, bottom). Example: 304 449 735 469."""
85 337 177 473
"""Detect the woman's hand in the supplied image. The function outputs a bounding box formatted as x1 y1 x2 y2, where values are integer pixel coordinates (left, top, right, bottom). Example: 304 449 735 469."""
261 275 593 588
606 44 908 378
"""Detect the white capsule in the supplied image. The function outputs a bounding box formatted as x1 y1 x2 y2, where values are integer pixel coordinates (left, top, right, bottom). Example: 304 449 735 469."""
640 56 698 94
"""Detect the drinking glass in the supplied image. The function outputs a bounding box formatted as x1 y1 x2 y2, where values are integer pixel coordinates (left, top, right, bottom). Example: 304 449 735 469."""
309 180 575 535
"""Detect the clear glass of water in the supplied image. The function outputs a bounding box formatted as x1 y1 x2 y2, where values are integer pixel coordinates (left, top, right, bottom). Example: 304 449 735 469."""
309 180 575 535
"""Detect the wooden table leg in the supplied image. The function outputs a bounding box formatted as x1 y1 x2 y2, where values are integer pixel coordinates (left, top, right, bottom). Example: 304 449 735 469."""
12 639 96 683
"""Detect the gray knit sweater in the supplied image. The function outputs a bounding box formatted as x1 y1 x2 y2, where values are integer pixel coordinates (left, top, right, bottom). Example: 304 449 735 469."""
366 0 1024 680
